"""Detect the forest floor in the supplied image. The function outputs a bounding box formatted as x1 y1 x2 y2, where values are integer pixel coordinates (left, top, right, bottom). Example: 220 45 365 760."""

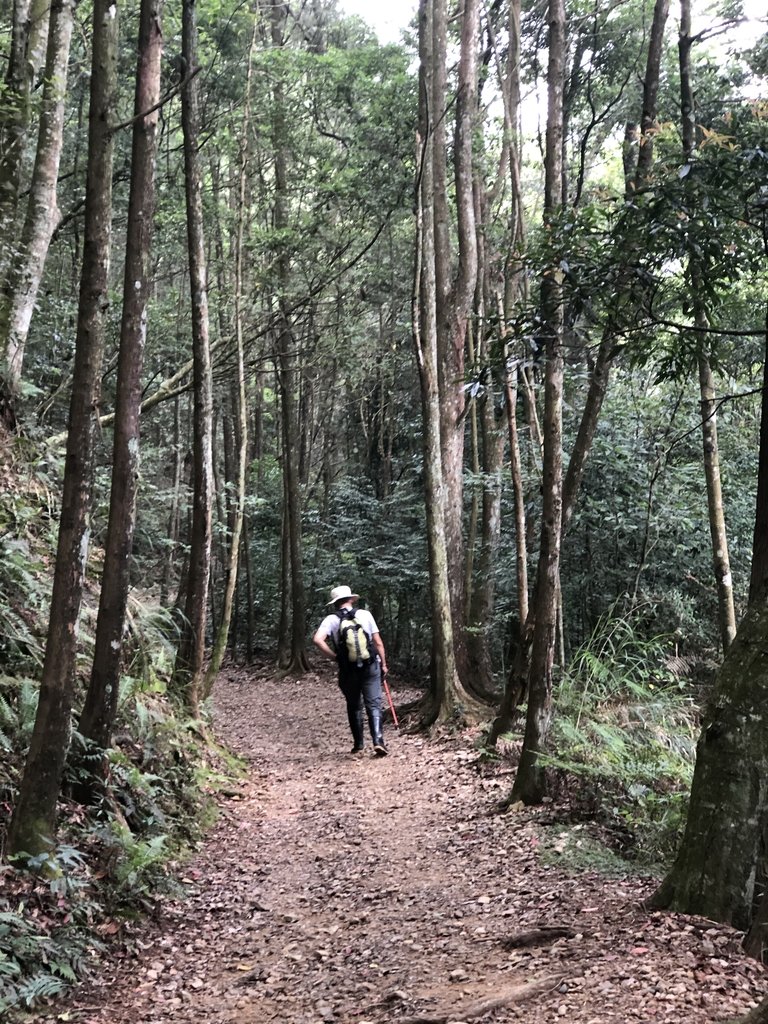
39 663 766 1024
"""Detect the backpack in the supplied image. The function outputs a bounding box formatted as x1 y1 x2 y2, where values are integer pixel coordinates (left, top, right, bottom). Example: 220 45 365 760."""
336 608 374 668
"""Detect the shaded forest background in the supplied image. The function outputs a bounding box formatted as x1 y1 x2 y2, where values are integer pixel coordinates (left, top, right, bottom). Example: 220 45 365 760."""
0 0 767 1015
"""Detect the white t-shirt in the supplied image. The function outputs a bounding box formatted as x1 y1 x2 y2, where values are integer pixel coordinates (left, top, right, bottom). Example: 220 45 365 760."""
317 607 379 649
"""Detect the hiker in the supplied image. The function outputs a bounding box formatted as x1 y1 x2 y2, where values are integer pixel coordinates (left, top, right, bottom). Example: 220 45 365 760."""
313 585 389 756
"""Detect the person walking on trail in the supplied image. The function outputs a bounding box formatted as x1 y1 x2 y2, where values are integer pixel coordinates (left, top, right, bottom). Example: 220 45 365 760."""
313 585 389 757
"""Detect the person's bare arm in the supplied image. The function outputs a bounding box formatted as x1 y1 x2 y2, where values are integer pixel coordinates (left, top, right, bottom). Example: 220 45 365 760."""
373 632 388 674
313 627 337 662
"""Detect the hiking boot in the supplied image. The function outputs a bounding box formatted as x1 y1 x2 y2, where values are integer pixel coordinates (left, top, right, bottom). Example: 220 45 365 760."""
348 706 365 753
367 709 387 756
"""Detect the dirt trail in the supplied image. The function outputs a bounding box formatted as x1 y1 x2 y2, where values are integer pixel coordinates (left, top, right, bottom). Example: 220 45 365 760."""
43 665 764 1024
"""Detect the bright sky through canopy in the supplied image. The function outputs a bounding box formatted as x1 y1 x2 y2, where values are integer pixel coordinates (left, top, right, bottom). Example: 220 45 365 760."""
337 0 766 46
336 0 416 43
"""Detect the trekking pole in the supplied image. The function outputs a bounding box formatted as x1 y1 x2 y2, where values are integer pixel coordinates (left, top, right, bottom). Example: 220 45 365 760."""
382 671 399 729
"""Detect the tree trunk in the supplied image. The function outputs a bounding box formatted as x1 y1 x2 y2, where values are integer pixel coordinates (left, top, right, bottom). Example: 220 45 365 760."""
415 0 462 723
465 222 506 699
511 0 566 805
0 0 76 398
203 31 255 693
727 994 768 1024
271 1 308 675
161 394 183 607
678 0 736 652
6 0 118 858
0 0 50 286
649 600 768 929
77 0 163 753
172 0 214 713
697 347 737 649
434 0 479 693
414 0 482 720
648 0 764 933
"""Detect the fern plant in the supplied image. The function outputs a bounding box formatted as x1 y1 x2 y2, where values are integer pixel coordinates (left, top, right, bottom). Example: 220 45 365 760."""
0 676 39 749
545 608 698 863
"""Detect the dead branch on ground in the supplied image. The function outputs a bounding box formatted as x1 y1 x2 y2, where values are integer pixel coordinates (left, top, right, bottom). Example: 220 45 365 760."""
396 974 566 1024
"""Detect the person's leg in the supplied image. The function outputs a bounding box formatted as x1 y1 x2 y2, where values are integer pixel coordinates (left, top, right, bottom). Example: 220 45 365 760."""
362 662 387 756
339 674 365 753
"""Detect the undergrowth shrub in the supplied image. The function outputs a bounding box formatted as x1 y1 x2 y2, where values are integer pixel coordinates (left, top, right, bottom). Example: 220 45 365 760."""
544 610 698 864
0 845 103 1017
0 586 239 1017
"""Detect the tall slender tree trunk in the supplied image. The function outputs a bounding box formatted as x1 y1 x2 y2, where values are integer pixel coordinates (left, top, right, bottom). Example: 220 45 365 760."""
414 0 482 720
466 207 506 698
511 0 566 805
649 7 768 942
434 0 479 694
161 394 183 607
271 1 308 675
6 0 118 858
77 0 163 752
0 0 76 399
172 0 214 712
0 0 50 286
415 0 462 723
203 28 255 694
678 0 736 652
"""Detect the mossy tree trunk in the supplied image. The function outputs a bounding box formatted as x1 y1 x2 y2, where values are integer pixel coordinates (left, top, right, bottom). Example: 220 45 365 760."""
649 601 768 929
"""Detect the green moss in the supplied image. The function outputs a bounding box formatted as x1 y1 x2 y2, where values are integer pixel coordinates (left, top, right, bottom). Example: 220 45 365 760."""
539 824 662 878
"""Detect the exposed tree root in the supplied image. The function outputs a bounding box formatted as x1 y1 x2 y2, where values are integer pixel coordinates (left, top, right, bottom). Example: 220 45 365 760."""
396 974 565 1024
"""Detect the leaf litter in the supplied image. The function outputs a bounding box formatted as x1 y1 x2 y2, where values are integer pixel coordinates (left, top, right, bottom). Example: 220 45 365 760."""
37 662 766 1024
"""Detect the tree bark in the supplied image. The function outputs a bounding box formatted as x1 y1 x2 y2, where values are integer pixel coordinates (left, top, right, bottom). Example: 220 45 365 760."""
77 0 163 752
172 0 214 712
6 0 118 858
203 26 255 694
649 600 768 930
414 0 462 723
678 0 736 652
0 0 50 286
465 215 505 698
511 0 565 805
0 0 76 399
271 0 308 675
434 0 479 693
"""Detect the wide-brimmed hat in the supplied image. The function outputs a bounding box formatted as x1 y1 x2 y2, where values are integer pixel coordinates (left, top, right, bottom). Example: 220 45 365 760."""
327 585 359 606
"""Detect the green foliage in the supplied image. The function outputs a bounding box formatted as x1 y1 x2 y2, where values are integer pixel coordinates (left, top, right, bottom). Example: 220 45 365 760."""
97 821 172 909
0 677 38 753
539 824 654 878
544 610 698 863
0 857 102 1016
